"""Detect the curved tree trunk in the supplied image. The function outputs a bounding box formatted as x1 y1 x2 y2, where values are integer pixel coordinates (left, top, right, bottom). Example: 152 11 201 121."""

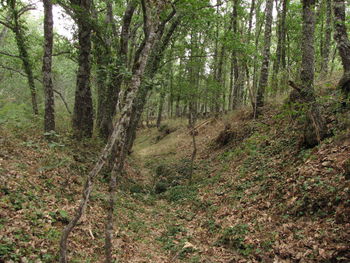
42 0 55 132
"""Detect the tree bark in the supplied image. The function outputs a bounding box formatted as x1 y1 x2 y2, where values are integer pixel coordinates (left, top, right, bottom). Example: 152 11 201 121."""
320 0 332 75
156 88 165 129
272 0 288 91
333 0 350 96
255 0 274 113
125 15 180 153
71 0 94 139
8 0 38 115
292 0 327 148
97 0 138 140
59 2 160 262
42 0 55 133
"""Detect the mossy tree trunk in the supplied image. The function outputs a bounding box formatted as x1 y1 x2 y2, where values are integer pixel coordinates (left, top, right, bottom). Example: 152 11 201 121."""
333 0 350 97
290 0 327 148
8 0 38 115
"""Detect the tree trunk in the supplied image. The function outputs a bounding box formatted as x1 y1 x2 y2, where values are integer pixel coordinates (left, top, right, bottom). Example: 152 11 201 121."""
321 0 332 75
156 88 165 129
59 3 160 262
42 0 55 133
0 25 8 44
72 0 94 139
94 0 114 138
97 0 138 140
290 0 327 148
333 0 350 96
272 0 288 92
9 0 38 115
255 0 273 113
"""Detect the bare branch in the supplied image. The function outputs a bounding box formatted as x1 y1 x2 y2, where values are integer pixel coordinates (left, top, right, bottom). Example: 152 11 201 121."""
0 20 14 30
52 51 71 56
53 89 72 114
18 4 36 17
0 51 21 59
0 63 26 77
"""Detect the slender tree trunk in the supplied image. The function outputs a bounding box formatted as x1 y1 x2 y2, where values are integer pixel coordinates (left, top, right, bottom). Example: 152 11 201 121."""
94 0 115 137
0 26 8 44
272 0 288 92
9 0 38 115
252 1 264 113
156 88 165 129
42 0 55 133
333 0 350 96
59 3 159 262
97 0 138 140
321 0 332 75
125 16 180 152
255 0 274 114
231 0 241 110
72 0 94 139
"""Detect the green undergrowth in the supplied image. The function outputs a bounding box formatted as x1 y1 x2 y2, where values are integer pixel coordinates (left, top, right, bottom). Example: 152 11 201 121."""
1 90 350 262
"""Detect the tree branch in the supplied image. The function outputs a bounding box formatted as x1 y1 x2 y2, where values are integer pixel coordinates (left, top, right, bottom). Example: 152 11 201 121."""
0 51 21 59
0 64 71 114
0 20 14 30
53 89 72 114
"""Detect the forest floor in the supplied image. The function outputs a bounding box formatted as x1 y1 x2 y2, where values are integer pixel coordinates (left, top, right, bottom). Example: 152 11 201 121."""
1 85 350 262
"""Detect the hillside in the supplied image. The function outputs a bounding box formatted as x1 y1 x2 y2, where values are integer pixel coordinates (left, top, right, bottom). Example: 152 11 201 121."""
1 86 350 263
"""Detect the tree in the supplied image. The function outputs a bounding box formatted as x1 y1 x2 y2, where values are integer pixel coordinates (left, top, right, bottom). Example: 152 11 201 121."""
2 0 39 115
71 0 94 139
96 0 138 140
289 0 327 147
59 1 166 262
42 0 55 132
255 0 274 114
320 0 332 75
333 0 350 97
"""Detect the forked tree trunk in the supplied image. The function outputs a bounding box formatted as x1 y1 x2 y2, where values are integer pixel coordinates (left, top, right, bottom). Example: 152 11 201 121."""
59 2 159 262
42 0 55 132
333 0 350 96
255 0 274 114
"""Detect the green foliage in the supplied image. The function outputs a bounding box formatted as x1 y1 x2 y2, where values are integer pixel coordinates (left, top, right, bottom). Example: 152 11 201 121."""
216 224 254 256
163 185 197 203
0 102 36 127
